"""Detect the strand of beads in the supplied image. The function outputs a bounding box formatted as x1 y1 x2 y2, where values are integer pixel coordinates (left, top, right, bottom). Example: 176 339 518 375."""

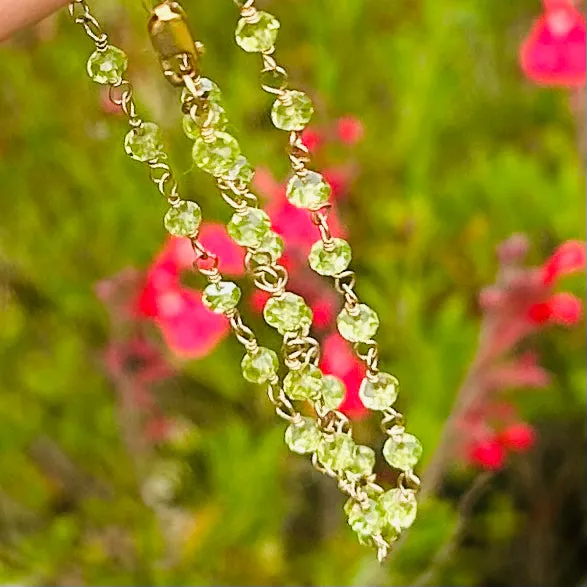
69 0 289 429
230 0 422 554
174 52 396 557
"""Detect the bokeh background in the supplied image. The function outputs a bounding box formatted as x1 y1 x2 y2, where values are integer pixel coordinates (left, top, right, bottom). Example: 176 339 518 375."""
0 0 586 585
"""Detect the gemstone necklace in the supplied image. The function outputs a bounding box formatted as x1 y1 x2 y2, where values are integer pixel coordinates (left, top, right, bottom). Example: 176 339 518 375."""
70 0 422 559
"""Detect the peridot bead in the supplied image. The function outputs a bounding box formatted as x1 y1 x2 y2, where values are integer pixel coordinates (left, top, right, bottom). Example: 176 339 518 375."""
227 208 271 248
87 45 127 85
202 281 241 314
337 304 380 343
271 90 314 131
235 11 280 53
285 416 322 454
317 432 355 471
344 498 386 536
383 432 423 471
124 122 165 162
241 346 279 383
286 171 331 210
358 372 399 411
164 200 202 237
321 375 345 410
283 364 323 401
257 231 285 263
348 445 376 478
263 292 312 334
192 132 241 177
182 103 228 139
225 155 255 184
380 488 418 530
308 238 352 276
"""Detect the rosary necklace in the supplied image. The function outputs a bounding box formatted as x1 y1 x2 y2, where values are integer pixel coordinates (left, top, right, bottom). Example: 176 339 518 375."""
69 0 422 560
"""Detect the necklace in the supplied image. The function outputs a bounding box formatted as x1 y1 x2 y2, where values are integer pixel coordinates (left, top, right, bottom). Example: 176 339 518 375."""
69 0 422 559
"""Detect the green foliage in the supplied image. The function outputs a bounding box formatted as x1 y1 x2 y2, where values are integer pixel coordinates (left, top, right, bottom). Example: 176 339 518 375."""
0 0 584 585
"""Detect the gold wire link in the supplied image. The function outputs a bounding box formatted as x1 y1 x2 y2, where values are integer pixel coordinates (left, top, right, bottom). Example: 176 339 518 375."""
282 333 320 371
68 1 108 48
288 131 311 172
353 340 380 375
148 161 181 203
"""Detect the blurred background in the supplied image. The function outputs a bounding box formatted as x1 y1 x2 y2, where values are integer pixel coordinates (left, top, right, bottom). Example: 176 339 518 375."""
0 0 585 585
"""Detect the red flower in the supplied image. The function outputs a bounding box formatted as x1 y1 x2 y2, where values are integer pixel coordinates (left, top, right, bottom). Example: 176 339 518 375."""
499 422 536 452
520 1 586 87
310 296 337 329
301 128 324 152
468 437 506 470
198 223 245 276
528 292 583 325
337 116 365 145
541 240 586 284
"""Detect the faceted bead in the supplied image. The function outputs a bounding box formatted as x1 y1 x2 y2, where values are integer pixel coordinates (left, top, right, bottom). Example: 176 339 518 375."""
263 292 312 335
380 488 418 530
348 445 376 478
256 231 284 263
337 304 380 343
317 433 356 471
383 432 423 471
181 78 223 106
309 238 352 276
225 156 255 184
286 171 331 210
283 364 323 401
192 132 241 177
227 208 271 248
164 200 202 237
182 103 227 139
87 45 127 85
202 281 241 314
241 346 279 383
124 122 165 162
321 375 345 411
285 416 322 454
235 11 280 53
344 498 386 536
359 372 399 411
271 90 314 132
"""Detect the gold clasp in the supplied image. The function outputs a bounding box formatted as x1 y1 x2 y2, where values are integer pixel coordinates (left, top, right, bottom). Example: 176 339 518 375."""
148 2 200 86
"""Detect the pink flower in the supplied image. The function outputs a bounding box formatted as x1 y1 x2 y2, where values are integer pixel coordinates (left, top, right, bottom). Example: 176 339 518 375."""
336 116 365 145
198 223 245 276
499 423 536 452
301 128 324 152
520 1 586 87
320 334 368 419
310 296 337 329
541 240 586 284
468 437 506 470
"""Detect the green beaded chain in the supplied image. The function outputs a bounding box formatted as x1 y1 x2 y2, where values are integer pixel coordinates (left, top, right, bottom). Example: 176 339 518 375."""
231 0 423 557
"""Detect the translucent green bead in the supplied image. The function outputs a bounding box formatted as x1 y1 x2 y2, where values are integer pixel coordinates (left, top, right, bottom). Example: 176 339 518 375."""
348 445 376 478
263 292 312 335
182 104 228 139
124 122 165 162
202 281 241 314
321 375 345 410
227 208 271 248
283 364 323 401
337 304 380 343
383 432 423 471
257 231 285 263
317 433 356 472
309 238 352 276
241 346 279 384
286 171 331 210
271 90 314 132
225 155 255 184
164 200 202 237
380 488 418 530
344 498 386 536
192 132 241 177
235 11 280 53
181 78 223 106
87 45 127 85
285 416 322 454
359 372 399 411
